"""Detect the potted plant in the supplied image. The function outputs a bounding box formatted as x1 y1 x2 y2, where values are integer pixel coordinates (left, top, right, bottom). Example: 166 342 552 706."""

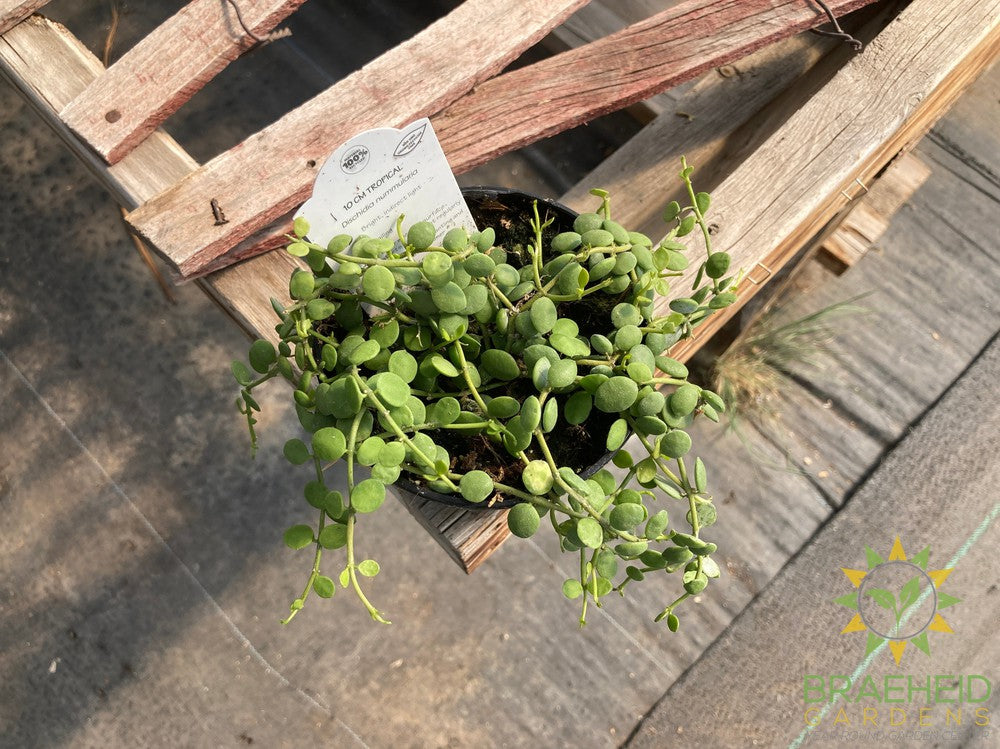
231 158 736 628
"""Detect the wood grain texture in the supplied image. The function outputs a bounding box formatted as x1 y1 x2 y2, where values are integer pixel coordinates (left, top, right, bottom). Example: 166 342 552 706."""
125 0 589 278
0 13 496 572
433 0 879 174
559 33 835 230
60 0 305 165
660 0 1000 362
0 0 46 35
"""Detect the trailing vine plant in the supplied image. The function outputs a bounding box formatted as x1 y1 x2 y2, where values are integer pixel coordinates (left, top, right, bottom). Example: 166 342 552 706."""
232 158 738 628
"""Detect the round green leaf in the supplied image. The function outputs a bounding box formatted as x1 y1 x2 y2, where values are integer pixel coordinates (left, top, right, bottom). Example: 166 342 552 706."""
573 212 603 234
322 490 345 518
407 221 435 250
319 524 347 552
580 228 614 248
646 510 669 539
710 292 737 309
442 227 468 252
283 524 314 549
312 427 346 462
248 340 277 373
289 269 314 299
520 396 541 431
348 339 381 365
358 559 381 577
464 253 496 278
615 541 648 559
431 282 467 314
636 390 666 417
594 376 639 413
477 227 496 251
562 579 584 599
522 460 554 495
481 349 520 381
353 436 383 467
669 384 701 418
507 503 540 538
670 297 700 315
283 438 311 465
388 350 418 382
610 503 646 531
611 303 642 329
306 298 337 322
377 372 411 407
541 397 558 432
660 430 692 458
627 362 653 384
606 418 628 451
351 479 386 513
705 252 730 279
564 391 592 425
460 470 494 503
313 575 335 598
487 396 520 419
595 550 619 579
655 356 689 378
552 232 582 253
422 251 453 277
549 334 590 358
362 264 396 301
377 441 406 467
529 296 557 334
576 517 604 549
547 359 578 389
433 396 460 425
231 360 251 386
662 546 694 565
427 353 459 378
613 325 642 351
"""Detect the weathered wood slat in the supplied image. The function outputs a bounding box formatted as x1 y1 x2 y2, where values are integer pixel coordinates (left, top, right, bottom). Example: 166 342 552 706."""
433 0 879 175
559 33 836 225
661 0 1000 362
124 0 589 278
0 0 46 35
59 0 306 165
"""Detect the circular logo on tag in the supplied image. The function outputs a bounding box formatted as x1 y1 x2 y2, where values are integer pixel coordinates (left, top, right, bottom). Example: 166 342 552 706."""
340 145 370 174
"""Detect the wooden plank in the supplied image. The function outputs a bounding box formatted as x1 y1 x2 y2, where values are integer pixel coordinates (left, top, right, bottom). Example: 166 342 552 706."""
559 33 837 231
0 0 46 35
60 0 306 165
661 0 1000 362
432 0 879 175
124 0 589 278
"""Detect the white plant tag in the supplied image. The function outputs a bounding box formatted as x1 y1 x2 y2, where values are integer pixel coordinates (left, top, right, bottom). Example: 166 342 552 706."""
295 118 476 250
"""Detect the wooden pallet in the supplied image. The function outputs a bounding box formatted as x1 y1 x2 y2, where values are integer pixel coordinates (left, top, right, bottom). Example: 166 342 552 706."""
2 0 998 571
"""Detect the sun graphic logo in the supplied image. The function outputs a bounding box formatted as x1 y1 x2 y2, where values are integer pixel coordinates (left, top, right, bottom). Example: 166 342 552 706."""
835 537 960 665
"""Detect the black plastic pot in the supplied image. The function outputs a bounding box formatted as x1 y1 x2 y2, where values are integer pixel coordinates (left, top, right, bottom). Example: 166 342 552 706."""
393 187 618 511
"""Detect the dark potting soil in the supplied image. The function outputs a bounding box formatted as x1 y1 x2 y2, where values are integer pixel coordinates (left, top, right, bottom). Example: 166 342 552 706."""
431 395 619 496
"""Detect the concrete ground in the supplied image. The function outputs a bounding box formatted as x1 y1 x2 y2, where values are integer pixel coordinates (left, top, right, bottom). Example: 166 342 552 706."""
2 4 1000 748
